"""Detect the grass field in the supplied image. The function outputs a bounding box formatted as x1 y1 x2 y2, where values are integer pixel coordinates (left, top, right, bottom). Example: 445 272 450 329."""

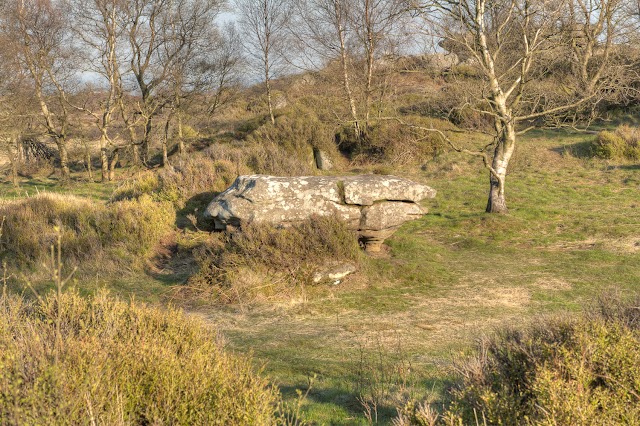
1 129 638 424
187 131 637 424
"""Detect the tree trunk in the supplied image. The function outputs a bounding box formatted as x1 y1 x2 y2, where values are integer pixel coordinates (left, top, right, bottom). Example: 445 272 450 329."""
56 139 70 182
11 159 18 187
84 141 93 181
162 116 170 167
108 149 119 181
265 76 275 125
131 143 139 165
334 0 361 141
363 0 374 131
9 141 18 187
177 113 185 154
100 135 109 182
486 121 516 214
142 116 152 164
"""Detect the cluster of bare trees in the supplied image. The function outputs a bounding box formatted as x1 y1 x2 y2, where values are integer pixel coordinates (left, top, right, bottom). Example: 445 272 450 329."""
0 0 240 182
0 0 636 213
289 0 409 138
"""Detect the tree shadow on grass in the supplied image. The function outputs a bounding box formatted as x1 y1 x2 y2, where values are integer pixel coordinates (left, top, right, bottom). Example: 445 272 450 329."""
614 164 640 171
277 375 455 424
550 141 593 159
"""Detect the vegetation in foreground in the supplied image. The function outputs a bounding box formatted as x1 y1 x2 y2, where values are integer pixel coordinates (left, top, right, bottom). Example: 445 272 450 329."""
398 293 640 425
1 3 639 417
0 289 278 425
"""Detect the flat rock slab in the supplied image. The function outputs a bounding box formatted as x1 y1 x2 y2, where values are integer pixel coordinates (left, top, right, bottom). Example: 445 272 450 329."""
204 175 436 252
342 175 436 206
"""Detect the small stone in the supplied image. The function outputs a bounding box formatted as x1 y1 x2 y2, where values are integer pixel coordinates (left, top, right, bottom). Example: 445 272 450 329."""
312 262 358 284
313 148 334 170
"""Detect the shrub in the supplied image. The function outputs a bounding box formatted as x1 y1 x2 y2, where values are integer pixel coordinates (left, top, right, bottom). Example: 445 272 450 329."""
366 118 450 165
187 216 361 304
0 290 278 424
0 193 174 270
592 125 640 160
156 156 241 206
245 111 340 174
96 194 175 261
440 293 640 425
111 156 244 208
206 139 314 177
110 172 161 202
338 117 451 166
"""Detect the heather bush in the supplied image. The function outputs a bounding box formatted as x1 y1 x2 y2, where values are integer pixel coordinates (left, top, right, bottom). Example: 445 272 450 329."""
338 117 452 165
398 293 640 425
0 290 278 425
0 193 174 270
110 172 160 202
187 216 360 304
592 125 640 160
245 112 340 174
111 157 244 208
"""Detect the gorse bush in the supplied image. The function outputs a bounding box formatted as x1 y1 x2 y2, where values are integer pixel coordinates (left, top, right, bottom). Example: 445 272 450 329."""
592 125 640 160
187 216 361 304
0 290 278 425
434 292 640 425
0 193 174 269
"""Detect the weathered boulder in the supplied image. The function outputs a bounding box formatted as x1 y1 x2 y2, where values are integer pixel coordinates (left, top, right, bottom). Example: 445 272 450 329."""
204 175 436 252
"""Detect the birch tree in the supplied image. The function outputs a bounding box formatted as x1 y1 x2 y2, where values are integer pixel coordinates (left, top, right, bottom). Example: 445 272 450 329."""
3 0 75 181
351 0 405 129
412 0 625 213
236 0 291 125
69 0 126 181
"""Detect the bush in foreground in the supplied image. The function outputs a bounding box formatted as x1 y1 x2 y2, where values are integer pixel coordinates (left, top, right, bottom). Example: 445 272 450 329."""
0 290 278 425
396 293 640 425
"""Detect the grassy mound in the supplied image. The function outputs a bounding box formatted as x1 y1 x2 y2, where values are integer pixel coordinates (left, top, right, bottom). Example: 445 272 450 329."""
0 290 278 425
0 193 174 270
185 216 361 304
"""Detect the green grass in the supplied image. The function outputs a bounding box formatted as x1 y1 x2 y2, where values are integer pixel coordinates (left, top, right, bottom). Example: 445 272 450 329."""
0 175 115 201
1 129 639 424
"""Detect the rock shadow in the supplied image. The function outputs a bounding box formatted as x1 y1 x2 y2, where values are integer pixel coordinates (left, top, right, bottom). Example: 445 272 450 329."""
175 191 219 231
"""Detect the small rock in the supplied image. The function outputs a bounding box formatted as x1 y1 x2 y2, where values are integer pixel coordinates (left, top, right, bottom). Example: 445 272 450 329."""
312 262 357 284
313 148 334 170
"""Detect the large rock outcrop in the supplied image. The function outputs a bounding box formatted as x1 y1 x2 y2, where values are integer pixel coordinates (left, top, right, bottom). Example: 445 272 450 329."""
204 175 436 252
